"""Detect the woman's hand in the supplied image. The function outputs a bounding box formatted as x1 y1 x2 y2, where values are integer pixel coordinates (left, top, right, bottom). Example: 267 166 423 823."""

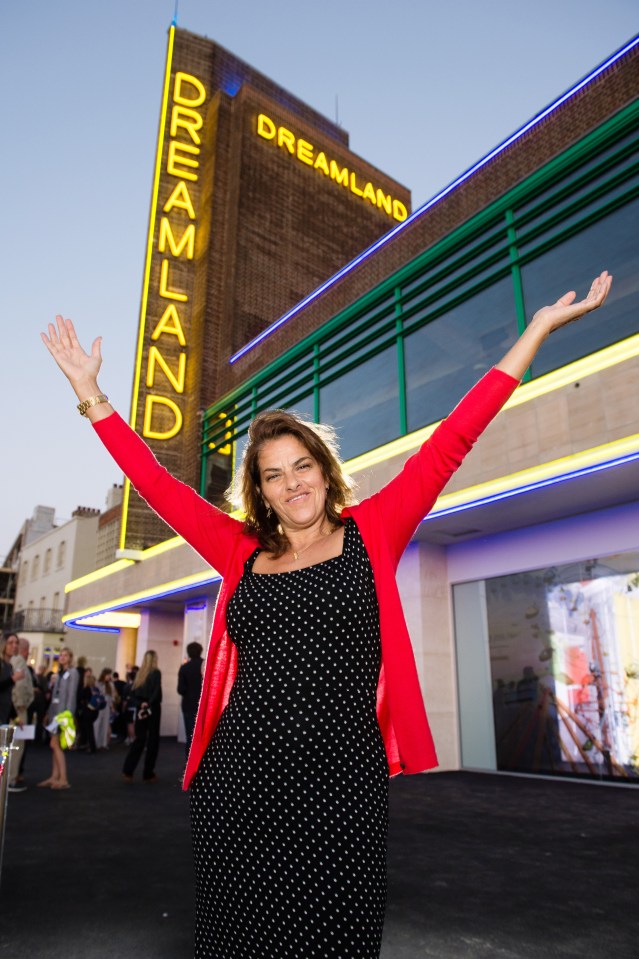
40 315 103 397
41 315 114 420
496 271 613 381
529 270 613 338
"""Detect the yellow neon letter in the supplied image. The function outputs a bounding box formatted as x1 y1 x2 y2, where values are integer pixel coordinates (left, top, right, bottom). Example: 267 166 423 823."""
173 72 206 108
167 141 200 181
152 304 187 345
349 172 364 197
297 138 314 165
330 160 349 187
257 114 276 140
146 346 186 393
313 152 330 176
158 218 195 259
277 127 295 154
393 199 408 222
376 189 392 215
143 395 183 440
163 181 196 219
170 105 203 145
159 259 188 301
362 181 377 206
208 413 233 456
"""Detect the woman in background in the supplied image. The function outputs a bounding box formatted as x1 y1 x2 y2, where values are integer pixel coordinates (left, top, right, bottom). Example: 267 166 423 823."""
0 635 24 719
95 667 116 750
121 650 162 783
38 647 78 790
77 668 100 754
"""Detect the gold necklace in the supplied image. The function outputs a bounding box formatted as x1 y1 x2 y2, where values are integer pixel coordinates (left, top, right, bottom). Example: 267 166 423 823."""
290 525 337 561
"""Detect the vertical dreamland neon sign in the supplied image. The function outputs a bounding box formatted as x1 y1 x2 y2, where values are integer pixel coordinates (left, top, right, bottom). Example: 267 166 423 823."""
120 26 207 548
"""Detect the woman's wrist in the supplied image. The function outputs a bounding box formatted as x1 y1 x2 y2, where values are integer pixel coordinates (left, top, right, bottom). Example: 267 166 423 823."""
495 318 550 380
526 313 553 342
72 381 113 421
72 378 102 401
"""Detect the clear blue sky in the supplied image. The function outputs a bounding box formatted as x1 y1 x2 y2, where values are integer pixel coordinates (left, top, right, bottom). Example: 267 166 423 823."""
1 0 637 558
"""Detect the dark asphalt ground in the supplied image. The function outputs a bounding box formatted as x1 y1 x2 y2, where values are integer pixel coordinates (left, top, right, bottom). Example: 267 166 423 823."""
1 739 637 958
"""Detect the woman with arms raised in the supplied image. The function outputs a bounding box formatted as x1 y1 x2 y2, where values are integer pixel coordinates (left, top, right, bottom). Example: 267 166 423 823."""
41 271 611 958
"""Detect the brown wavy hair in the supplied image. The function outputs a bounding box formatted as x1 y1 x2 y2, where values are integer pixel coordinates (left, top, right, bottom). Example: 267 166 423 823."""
227 410 357 557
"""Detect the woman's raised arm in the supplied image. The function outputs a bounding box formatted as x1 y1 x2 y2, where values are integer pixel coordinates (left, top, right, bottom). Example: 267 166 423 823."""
40 314 245 573
495 270 612 381
359 270 614 562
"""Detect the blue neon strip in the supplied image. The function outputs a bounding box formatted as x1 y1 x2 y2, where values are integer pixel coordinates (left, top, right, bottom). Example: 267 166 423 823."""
186 600 207 611
423 450 639 522
65 573 222 631
230 34 639 364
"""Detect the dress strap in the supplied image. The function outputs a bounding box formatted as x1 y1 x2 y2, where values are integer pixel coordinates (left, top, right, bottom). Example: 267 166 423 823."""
340 516 355 556
244 547 262 572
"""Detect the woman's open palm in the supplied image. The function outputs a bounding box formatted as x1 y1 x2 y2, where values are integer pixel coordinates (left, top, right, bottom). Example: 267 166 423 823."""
532 270 612 335
41 315 102 386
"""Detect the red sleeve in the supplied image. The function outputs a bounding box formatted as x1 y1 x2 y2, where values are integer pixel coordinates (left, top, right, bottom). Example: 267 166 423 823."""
369 368 518 565
92 412 242 574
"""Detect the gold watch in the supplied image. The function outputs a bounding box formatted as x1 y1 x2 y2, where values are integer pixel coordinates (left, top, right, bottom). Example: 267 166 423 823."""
77 394 109 417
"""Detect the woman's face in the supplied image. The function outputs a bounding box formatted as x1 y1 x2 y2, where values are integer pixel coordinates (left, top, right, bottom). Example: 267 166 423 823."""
58 649 70 669
258 435 327 533
3 636 18 659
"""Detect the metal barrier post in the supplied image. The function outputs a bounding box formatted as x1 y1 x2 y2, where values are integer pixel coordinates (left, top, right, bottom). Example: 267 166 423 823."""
0 724 17 888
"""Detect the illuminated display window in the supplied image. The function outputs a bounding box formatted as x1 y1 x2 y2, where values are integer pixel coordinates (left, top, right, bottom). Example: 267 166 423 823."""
202 100 639 492
456 551 639 784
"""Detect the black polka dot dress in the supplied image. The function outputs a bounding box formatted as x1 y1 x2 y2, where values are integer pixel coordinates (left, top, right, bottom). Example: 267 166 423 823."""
190 518 388 958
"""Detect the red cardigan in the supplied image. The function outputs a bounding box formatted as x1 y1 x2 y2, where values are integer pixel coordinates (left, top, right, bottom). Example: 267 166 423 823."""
93 368 518 789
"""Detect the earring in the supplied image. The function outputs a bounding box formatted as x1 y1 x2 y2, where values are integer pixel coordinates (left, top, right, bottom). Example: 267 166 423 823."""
266 505 272 517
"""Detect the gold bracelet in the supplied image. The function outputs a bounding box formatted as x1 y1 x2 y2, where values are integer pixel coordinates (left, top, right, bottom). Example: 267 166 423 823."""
77 394 109 417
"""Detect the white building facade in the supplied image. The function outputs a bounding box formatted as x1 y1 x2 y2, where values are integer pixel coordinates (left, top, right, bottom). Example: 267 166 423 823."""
13 506 117 674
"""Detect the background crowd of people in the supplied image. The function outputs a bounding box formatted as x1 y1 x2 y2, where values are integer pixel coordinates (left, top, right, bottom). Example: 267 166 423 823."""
0 636 203 791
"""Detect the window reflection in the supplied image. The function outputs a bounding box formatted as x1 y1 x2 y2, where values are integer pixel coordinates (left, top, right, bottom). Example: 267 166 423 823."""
320 346 399 460
485 555 639 783
521 198 639 377
404 275 517 432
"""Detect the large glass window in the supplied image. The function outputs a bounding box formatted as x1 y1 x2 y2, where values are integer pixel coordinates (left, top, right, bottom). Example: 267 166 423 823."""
319 346 398 460
483 553 639 783
401 247 511 327
404 275 518 432
254 351 314 414
285 394 314 421
521 197 639 377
